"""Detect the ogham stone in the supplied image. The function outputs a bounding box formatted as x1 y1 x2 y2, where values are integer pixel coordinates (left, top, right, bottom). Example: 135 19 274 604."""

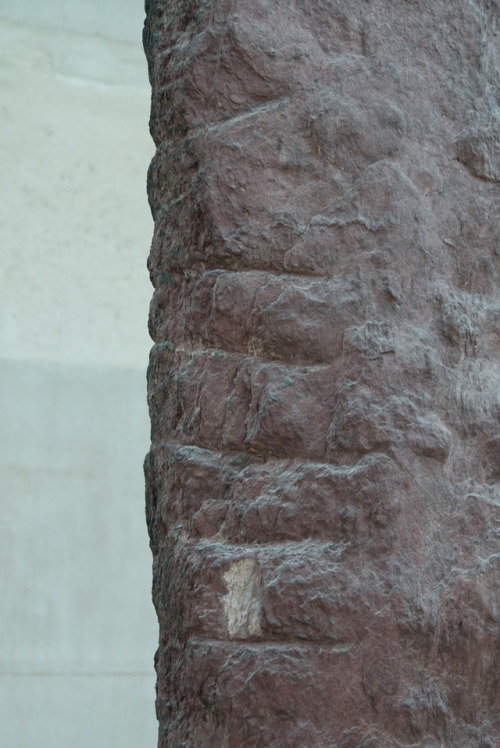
143 1 500 746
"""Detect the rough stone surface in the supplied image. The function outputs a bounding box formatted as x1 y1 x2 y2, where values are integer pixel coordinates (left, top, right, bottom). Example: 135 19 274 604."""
144 1 500 745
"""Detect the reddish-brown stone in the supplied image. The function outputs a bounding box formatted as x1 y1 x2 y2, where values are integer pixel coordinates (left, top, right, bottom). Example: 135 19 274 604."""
144 1 500 745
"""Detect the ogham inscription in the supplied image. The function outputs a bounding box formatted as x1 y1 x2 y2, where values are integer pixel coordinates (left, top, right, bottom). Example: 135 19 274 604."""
144 1 500 746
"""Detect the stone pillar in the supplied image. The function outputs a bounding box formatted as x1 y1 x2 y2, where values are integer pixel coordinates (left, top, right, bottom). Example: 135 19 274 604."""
144 1 499 745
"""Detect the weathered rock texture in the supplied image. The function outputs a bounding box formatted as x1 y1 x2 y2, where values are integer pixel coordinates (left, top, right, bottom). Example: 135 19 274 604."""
144 1 500 745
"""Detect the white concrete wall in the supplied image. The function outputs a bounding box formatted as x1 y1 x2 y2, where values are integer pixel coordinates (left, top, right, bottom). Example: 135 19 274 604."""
0 3 157 746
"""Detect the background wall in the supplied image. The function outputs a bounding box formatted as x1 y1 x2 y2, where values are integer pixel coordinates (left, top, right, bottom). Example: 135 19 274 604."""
0 1 157 745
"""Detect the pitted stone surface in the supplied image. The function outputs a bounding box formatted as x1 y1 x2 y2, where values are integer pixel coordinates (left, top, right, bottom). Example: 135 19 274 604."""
144 1 500 745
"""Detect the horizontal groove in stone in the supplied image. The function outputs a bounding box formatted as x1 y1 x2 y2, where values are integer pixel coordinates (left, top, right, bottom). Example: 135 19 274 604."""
187 538 348 553
154 266 331 282
151 341 334 369
189 96 292 137
186 637 352 652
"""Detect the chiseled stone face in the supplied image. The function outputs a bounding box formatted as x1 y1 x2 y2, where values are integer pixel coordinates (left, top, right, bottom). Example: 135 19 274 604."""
144 1 500 745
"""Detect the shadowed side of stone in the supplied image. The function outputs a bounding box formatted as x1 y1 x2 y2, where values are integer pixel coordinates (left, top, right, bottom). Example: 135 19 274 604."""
144 1 500 746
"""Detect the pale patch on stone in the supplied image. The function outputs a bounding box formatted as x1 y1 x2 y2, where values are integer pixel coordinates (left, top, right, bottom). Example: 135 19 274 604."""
222 558 262 638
